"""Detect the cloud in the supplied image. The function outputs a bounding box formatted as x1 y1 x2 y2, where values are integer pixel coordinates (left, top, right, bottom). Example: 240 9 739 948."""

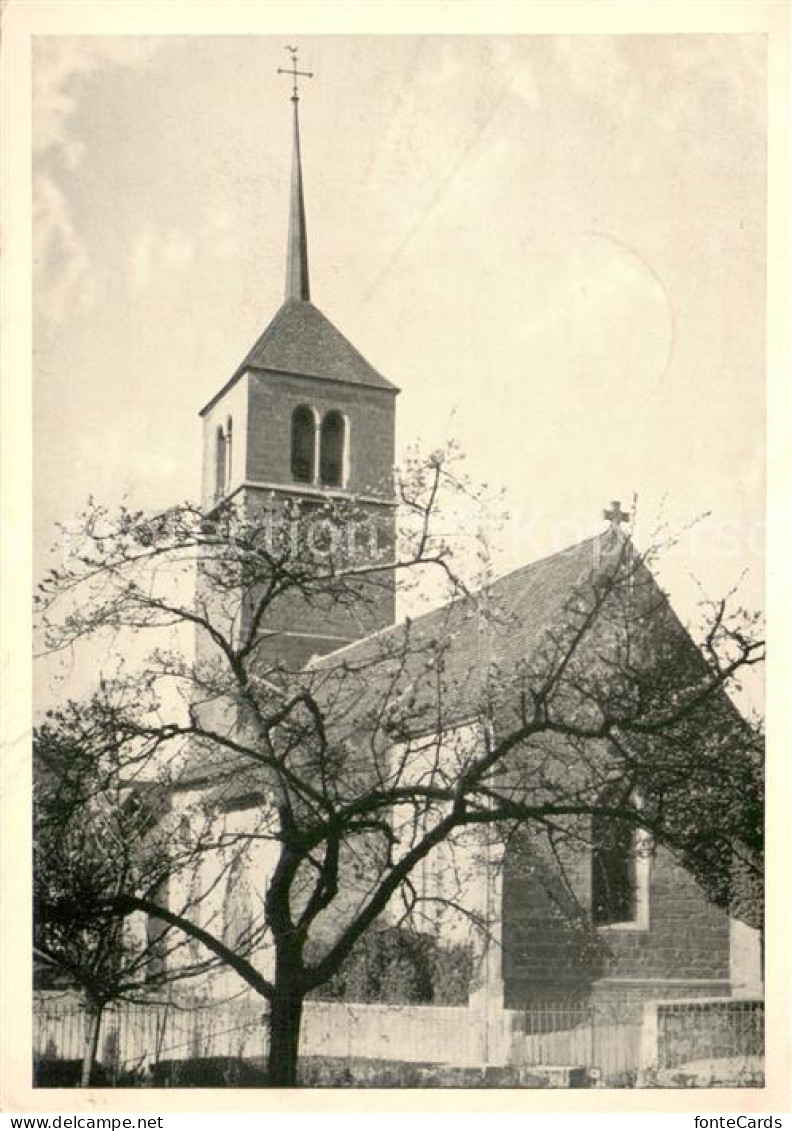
34 37 160 157
128 228 194 297
34 172 98 327
34 39 166 329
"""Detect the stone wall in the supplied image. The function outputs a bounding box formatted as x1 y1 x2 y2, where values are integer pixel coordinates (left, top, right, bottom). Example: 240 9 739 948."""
246 370 395 498
501 826 732 1011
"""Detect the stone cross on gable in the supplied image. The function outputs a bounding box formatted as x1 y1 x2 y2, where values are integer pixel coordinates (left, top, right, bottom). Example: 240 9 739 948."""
604 500 630 534
593 499 633 571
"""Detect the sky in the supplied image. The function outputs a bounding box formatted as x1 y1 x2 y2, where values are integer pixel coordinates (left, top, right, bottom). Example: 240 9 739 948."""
32 33 766 706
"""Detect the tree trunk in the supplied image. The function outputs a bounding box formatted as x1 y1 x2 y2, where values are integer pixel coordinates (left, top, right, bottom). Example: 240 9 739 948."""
80 999 104 1088
266 991 304 1087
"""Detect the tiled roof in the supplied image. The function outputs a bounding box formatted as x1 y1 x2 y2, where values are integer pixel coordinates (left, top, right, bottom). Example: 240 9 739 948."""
306 536 607 726
179 532 752 799
178 537 604 788
325 536 600 672
236 299 398 392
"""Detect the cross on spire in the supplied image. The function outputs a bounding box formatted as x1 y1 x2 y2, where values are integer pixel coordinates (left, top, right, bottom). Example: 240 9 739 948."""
604 500 630 533
277 45 313 102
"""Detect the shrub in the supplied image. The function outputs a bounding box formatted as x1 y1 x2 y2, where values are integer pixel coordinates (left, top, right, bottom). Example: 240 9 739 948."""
308 926 473 1005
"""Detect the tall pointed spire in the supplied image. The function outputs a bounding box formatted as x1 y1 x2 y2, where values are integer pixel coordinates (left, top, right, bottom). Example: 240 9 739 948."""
286 98 310 301
278 47 313 303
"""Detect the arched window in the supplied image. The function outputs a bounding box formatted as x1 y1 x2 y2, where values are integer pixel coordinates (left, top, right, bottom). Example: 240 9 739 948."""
225 415 233 489
214 425 226 501
320 410 346 487
591 786 649 927
291 405 316 484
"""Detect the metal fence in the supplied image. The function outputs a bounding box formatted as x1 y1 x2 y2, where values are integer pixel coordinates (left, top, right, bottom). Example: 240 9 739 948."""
655 998 764 1071
513 1001 643 1082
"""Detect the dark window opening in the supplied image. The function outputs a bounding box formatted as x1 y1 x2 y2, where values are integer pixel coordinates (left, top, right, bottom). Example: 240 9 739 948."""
214 425 227 501
320 410 345 487
291 406 316 483
592 807 636 926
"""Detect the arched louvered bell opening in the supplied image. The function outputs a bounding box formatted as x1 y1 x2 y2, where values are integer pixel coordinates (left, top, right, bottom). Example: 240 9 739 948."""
291 405 316 483
320 410 345 487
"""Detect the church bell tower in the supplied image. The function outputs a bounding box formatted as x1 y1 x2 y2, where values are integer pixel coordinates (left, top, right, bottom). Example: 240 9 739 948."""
197 50 398 672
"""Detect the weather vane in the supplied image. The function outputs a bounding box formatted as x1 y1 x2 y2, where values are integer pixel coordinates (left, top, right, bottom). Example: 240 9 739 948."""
277 45 313 102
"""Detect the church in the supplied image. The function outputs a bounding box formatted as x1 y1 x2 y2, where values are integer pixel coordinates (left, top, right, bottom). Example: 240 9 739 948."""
177 52 763 1050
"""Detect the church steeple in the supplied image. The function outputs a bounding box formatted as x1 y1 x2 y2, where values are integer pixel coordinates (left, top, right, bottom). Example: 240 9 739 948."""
198 46 398 670
278 47 312 303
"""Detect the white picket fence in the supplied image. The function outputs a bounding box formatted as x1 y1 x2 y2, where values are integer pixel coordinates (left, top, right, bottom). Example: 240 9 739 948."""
34 994 486 1071
33 991 652 1079
34 991 763 1084
35 994 269 1071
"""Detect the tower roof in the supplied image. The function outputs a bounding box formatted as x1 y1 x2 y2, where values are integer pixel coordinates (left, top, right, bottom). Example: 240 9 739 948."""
200 299 397 416
237 298 398 391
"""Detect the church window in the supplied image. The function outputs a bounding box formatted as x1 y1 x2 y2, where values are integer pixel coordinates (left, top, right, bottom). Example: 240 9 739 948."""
291 405 316 483
214 425 227 502
320 410 346 487
592 810 635 925
225 415 233 488
591 787 649 928
222 853 254 949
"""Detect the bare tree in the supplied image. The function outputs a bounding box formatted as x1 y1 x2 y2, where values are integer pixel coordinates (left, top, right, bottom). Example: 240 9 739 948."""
34 707 256 1085
35 448 763 1086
